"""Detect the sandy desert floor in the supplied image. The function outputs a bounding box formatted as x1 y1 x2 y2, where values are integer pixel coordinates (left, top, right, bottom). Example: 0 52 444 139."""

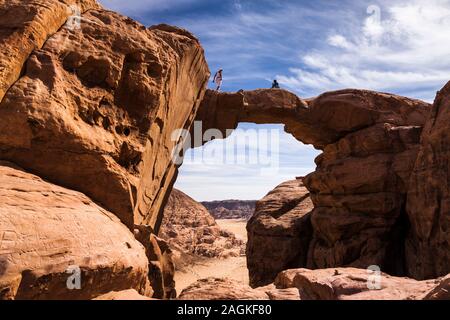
175 219 249 293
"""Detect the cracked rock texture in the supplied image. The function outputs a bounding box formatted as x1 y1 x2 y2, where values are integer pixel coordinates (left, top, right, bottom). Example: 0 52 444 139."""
406 81 450 280
0 161 151 300
0 1 209 230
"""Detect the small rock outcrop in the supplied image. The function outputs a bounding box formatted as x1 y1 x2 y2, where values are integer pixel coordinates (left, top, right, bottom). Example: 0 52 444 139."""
247 179 313 287
178 267 450 300
178 278 300 300
0 162 151 300
274 268 449 300
160 189 244 261
202 200 256 220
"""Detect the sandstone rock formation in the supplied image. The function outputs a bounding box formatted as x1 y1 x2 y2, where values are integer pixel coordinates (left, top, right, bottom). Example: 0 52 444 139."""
304 90 429 276
2 0 449 301
134 226 176 299
93 289 153 300
202 200 256 220
0 161 151 300
406 81 450 280
274 268 449 300
0 0 101 102
180 268 450 300
178 278 300 300
0 1 209 230
160 189 244 261
247 179 313 287
198 89 431 284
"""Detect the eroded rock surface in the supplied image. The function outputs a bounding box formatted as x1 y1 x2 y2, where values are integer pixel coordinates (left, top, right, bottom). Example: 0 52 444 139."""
134 226 176 299
160 189 244 261
93 289 153 300
247 179 313 287
406 81 450 280
0 2 209 230
178 278 299 300
274 268 447 300
200 89 430 282
0 162 151 300
0 0 101 102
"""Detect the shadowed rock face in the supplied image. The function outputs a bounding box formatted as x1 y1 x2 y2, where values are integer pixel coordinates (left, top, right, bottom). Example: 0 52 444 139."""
246 179 313 287
0 3 209 230
197 88 431 284
406 81 450 280
2 0 450 301
273 268 449 300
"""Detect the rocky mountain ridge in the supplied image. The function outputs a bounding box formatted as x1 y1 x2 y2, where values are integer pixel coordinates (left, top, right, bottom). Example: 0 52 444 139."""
202 200 256 220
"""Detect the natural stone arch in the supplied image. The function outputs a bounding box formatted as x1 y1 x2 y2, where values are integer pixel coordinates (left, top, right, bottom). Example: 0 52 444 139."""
188 88 430 286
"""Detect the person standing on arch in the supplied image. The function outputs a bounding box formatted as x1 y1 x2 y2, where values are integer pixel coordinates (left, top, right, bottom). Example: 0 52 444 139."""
213 68 223 91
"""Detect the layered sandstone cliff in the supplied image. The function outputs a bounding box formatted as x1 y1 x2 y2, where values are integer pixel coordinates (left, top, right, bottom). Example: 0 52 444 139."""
2 0 450 302
0 0 209 299
0 0 209 231
406 82 450 280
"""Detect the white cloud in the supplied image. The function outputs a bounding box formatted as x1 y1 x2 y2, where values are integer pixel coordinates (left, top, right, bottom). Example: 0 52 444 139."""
278 0 450 101
176 124 319 201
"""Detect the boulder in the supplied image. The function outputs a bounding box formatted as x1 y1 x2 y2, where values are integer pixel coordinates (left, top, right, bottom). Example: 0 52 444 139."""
0 2 210 230
274 268 445 300
0 162 151 300
406 81 450 280
93 289 153 300
247 179 313 287
178 278 268 300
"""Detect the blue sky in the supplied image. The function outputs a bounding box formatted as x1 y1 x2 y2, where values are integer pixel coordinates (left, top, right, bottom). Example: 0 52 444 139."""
99 0 450 201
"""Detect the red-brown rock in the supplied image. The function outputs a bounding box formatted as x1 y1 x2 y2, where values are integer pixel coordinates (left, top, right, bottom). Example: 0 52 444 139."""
0 161 151 300
0 2 209 230
247 179 313 287
406 81 450 280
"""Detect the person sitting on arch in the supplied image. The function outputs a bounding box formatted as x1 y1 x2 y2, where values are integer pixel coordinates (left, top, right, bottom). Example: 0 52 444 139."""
271 79 280 89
